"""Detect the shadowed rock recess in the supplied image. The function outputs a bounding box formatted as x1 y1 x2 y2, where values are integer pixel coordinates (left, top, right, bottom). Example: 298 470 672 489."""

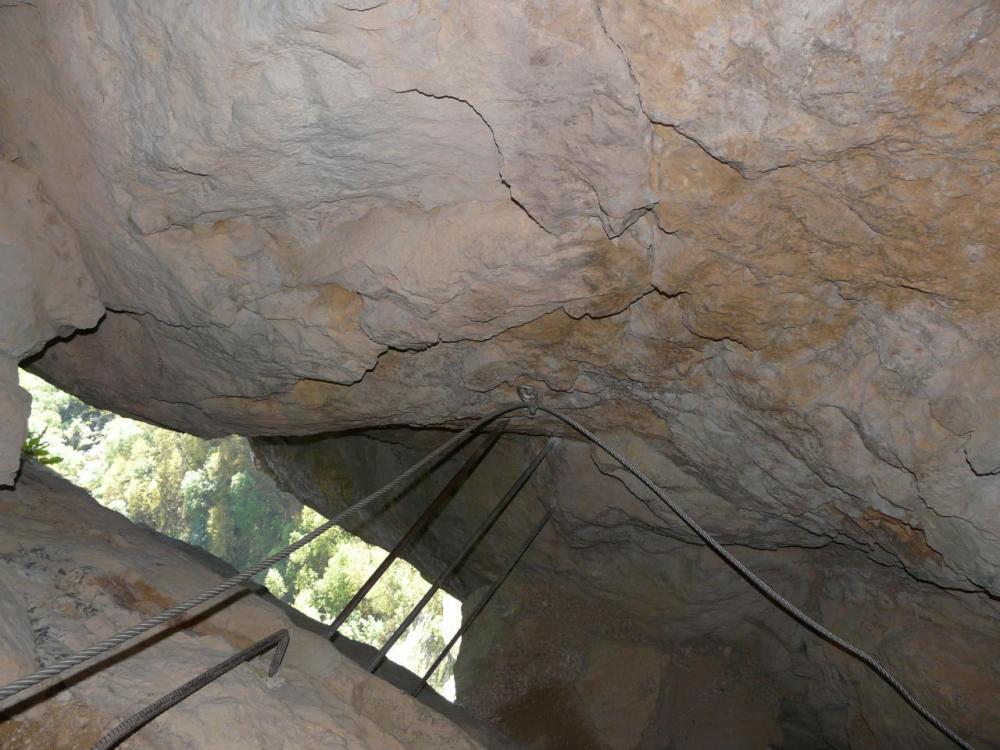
1 1 999 749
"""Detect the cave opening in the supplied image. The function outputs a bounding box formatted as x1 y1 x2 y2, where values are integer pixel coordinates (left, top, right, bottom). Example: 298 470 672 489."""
17 369 465 701
2 2 999 748
7 365 1000 750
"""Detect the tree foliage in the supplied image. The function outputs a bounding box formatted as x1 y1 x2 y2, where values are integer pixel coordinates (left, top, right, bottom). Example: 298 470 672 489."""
19 371 459 694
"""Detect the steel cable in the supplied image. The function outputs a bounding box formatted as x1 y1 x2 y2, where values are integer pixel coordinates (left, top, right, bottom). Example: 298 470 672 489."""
0 396 978 750
0 404 524 705
537 404 977 750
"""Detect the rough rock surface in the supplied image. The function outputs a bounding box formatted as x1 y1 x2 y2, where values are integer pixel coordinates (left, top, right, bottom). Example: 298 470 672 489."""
254 429 1000 748
3 0 997 598
1 1 999 748
0 159 103 485
0 463 493 750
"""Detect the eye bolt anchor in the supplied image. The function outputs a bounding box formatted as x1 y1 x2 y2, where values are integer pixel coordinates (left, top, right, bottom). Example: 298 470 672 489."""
517 385 539 416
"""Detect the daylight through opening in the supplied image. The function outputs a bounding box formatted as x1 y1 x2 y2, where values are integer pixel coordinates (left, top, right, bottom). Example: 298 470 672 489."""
19 370 463 700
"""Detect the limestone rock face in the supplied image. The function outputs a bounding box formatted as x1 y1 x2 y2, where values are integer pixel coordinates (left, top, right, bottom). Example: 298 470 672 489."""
0 464 492 750
4 0 997 600
253 429 1000 748
2 1 1000 747
0 159 104 485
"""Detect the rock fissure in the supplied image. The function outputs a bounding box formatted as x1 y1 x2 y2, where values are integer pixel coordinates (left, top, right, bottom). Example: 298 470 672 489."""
391 87 558 239
3 2 1000 747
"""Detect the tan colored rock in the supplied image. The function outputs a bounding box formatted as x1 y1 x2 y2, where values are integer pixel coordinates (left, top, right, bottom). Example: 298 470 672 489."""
5 0 995 601
601 0 999 172
0 357 30 490
256 431 1000 747
0 159 104 485
0 464 491 750
575 641 661 750
1 2 999 746
447 524 999 749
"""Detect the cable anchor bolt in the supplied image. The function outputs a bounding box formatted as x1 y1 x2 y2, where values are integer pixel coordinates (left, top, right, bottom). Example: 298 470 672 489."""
517 384 539 416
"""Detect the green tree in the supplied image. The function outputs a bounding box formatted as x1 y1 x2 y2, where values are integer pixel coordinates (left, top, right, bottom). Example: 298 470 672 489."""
19 369 459 695
270 507 455 688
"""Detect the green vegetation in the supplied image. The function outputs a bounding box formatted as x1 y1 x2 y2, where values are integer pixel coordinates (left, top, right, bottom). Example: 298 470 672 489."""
21 429 63 465
19 370 460 696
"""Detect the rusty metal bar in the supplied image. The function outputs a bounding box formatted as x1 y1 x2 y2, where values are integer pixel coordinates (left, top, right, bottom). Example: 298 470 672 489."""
326 424 507 640
367 437 558 674
91 630 290 750
412 507 553 696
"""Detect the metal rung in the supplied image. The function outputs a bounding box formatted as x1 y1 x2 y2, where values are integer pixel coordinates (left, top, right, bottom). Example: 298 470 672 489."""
412 506 553 696
91 630 290 750
367 437 559 674
326 423 507 640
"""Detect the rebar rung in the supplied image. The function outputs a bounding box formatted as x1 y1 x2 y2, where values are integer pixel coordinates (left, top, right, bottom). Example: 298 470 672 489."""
326 424 507 639
413 506 553 696
367 437 559 674
92 629 290 750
